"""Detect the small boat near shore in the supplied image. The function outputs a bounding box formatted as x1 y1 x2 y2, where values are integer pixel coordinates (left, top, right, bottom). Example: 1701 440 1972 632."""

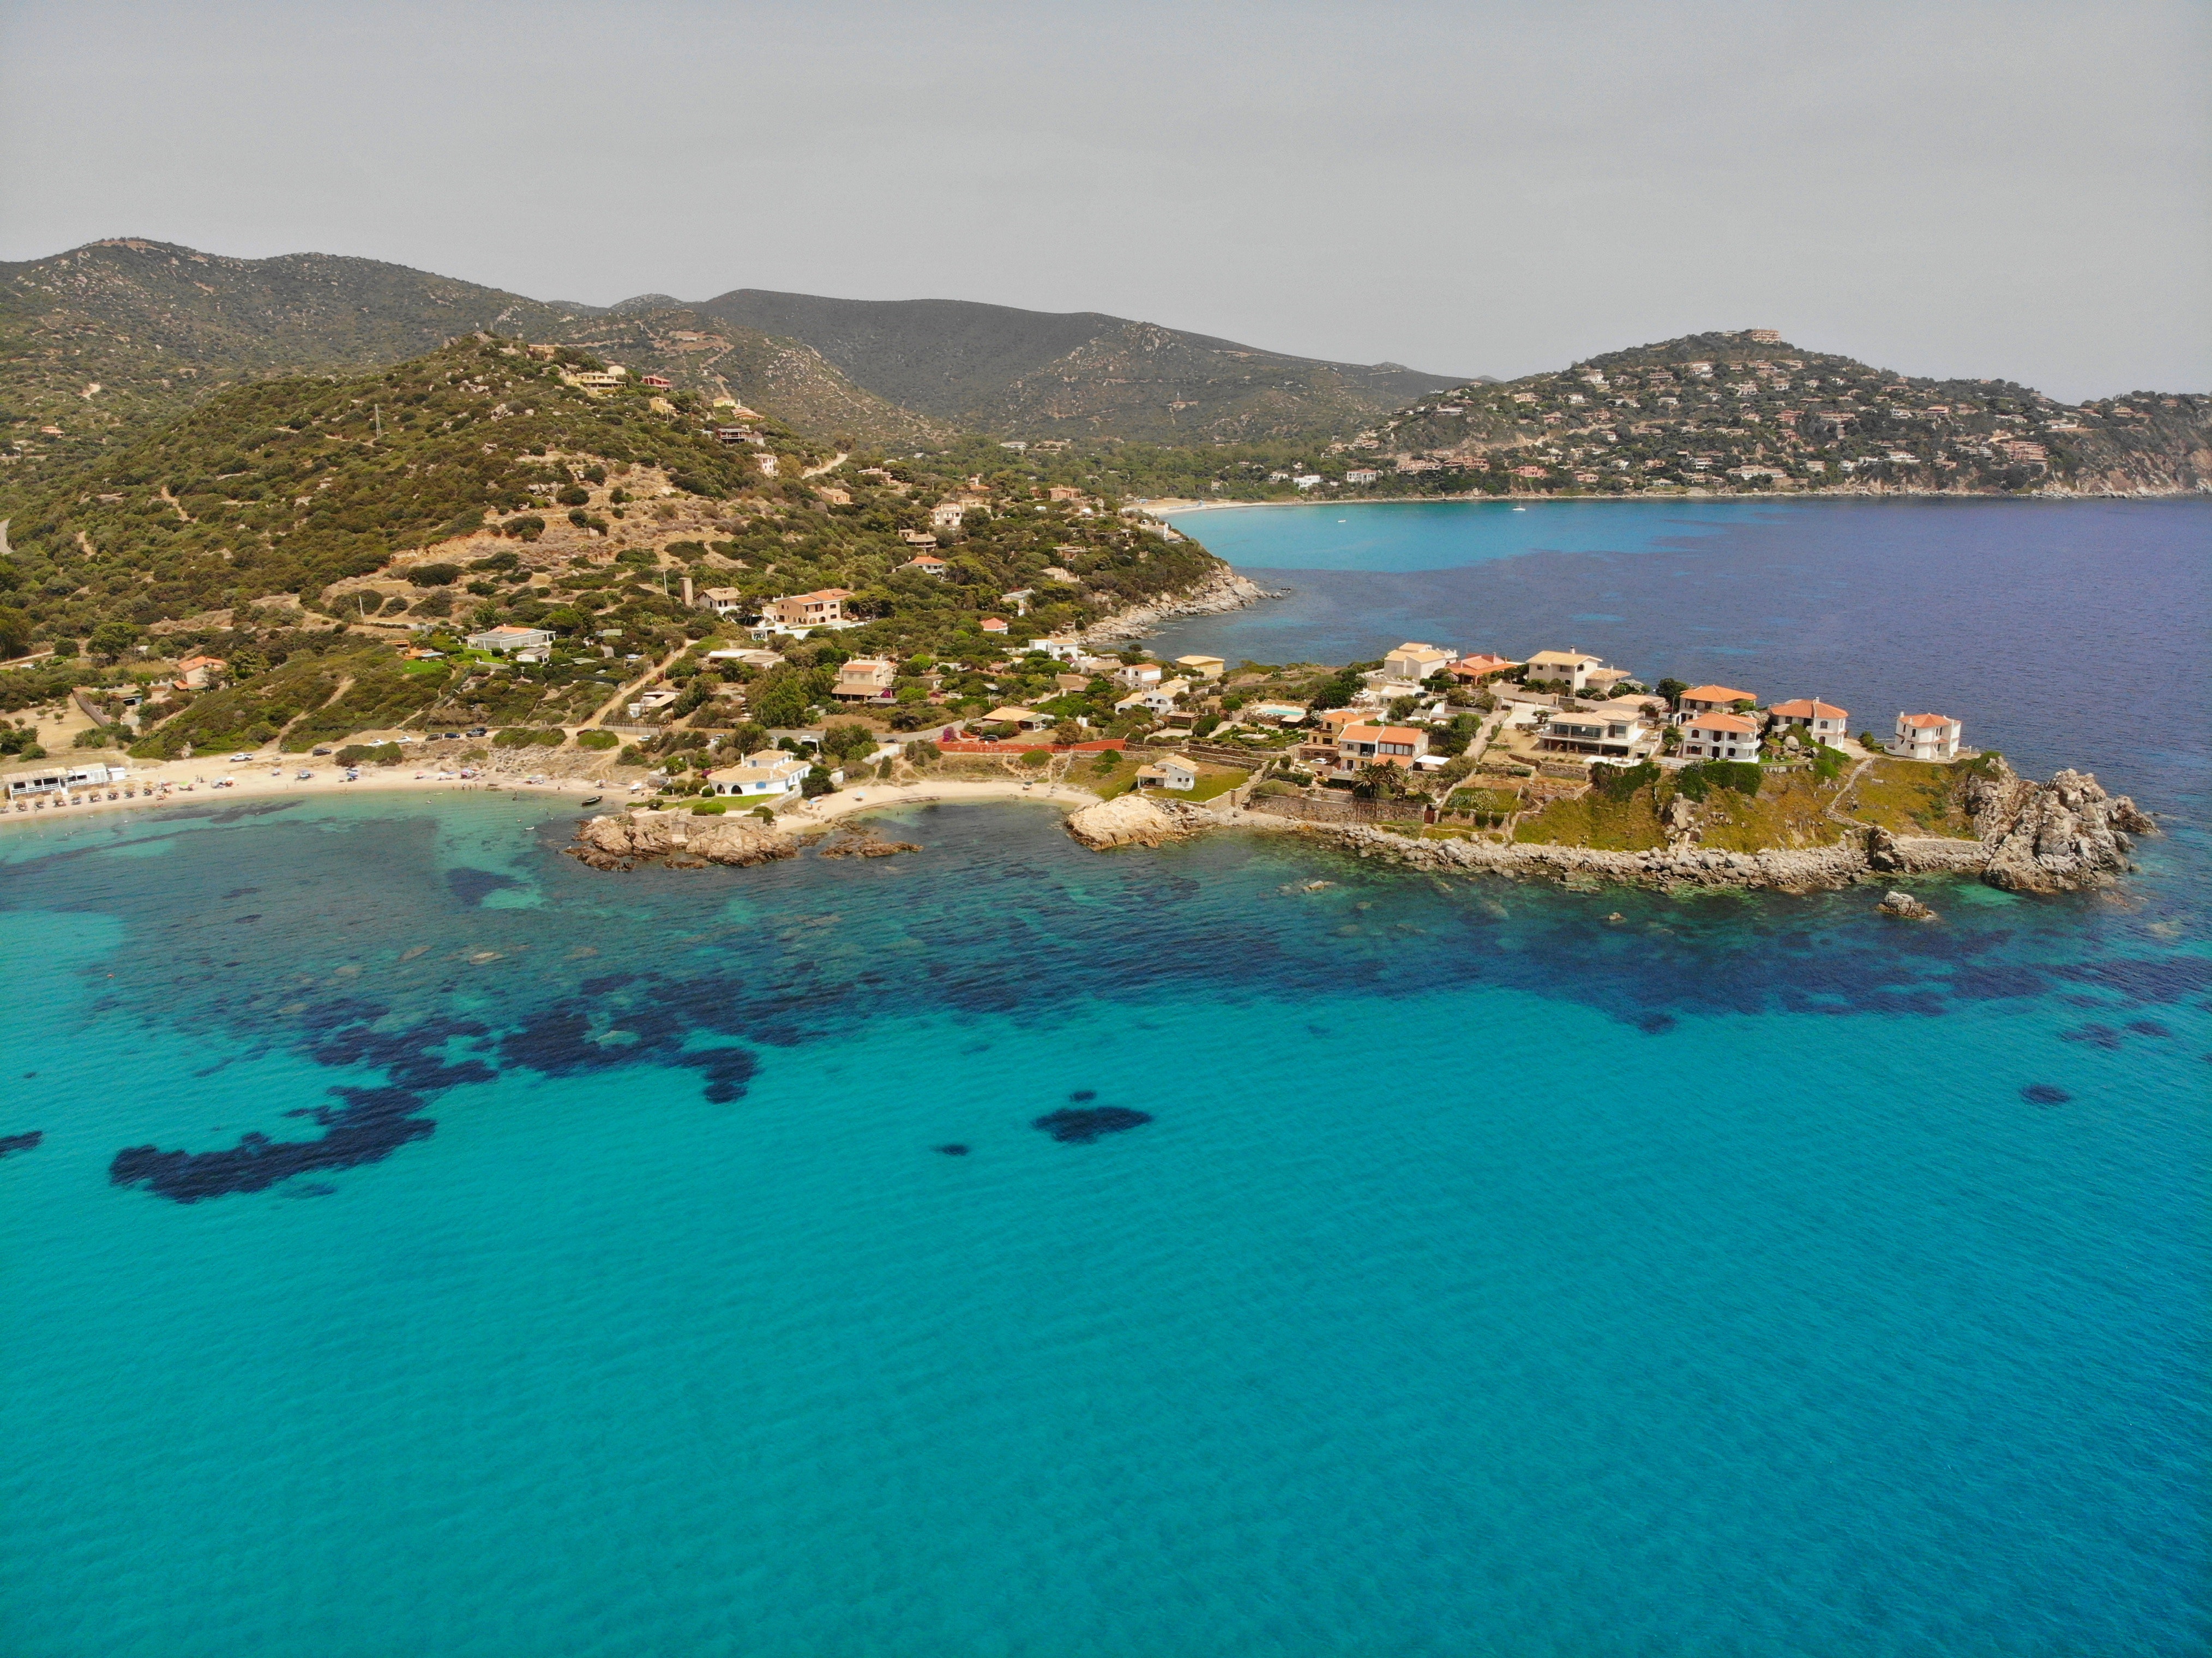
580 795 603 807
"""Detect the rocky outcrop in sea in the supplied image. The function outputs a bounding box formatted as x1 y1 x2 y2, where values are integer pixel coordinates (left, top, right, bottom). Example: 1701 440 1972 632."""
1960 764 2155 893
566 809 799 870
1063 793 1213 849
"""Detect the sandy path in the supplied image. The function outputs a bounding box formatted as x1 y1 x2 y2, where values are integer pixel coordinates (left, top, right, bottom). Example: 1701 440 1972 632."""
786 778 1102 826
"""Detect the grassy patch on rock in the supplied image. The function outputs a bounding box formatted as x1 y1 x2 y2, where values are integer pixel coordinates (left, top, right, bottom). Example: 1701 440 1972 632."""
1841 758 1983 839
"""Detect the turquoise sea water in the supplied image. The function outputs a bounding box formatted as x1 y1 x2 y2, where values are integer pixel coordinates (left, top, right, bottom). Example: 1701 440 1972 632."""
5 499 2209 1656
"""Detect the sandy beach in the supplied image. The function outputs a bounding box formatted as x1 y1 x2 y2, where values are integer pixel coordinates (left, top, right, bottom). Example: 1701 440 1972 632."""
1 751 624 826
789 777 1102 824
0 750 1123 833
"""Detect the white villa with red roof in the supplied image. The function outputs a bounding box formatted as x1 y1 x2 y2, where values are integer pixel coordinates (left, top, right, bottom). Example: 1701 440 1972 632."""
1679 711 1763 762
1768 698 1848 742
1888 712 1962 762
1674 683 1758 718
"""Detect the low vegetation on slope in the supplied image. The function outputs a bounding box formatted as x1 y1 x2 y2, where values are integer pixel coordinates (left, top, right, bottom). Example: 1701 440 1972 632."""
0 338 817 644
694 289 1464 443
0 238 592 473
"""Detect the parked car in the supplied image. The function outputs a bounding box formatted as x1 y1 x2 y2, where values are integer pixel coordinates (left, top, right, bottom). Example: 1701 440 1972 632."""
466 726 488 737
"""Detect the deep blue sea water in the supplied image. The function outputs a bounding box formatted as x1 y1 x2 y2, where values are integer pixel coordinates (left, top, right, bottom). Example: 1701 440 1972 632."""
4 498 2208 1656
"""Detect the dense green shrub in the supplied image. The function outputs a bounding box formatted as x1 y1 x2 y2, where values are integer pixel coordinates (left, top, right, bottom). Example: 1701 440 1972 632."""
407 563 461 587
575 729 620 750
1594 759 1660 801
335 743 404 766
494 727 567 748
1675 760 1762 800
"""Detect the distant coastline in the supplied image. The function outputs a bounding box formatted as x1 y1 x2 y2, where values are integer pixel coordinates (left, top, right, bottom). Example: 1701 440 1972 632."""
1142 485 2212 517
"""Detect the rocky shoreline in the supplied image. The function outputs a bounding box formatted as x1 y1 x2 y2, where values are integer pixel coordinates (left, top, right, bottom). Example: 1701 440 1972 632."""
1062 759 2154 896
563 758 2153 899
1081 564 1279 643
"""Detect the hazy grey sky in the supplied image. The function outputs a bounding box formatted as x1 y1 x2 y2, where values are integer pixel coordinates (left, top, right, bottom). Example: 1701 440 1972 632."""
3 0 2205 400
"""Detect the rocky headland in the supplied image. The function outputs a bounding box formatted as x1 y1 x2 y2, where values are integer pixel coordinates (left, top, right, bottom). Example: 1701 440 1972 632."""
1065 758 2152 896
1083 565 1278 642
1295 760 2152 894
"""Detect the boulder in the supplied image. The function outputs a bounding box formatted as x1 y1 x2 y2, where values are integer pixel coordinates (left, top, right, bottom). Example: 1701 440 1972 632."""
816 827 921 858
567 809 798 871
1065 792 1204 850
1877 890 1938 920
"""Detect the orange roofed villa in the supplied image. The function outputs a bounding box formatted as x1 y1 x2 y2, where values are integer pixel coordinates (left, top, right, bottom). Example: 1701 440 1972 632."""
1449 653 1520 683
1888 712 1962 762
1678 711 1763 762
1768 698 1849 742
759 589 855 633
1673 684 1758 718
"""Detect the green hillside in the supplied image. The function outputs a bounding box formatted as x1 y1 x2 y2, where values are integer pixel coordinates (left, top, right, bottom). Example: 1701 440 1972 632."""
536 306 944 448
0 337 794 641
0 239 597 472
0 241 934 482
0 338 1230 763
694 289 1464 442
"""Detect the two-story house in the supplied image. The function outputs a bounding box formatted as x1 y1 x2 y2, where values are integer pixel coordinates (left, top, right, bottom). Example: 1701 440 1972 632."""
833 658 898 702
1767 698 1848 743
1382 642 1456 685
1540 706 1649 758
1114 678 1191 716
1335 723 1429 767
1524 650 1613 692
762 588 852 628
1679 711 1763 762
1675 684 1758 719
1888 712 1962 762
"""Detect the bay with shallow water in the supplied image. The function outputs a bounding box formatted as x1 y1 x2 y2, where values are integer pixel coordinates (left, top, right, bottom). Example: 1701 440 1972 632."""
3 497 2208 1656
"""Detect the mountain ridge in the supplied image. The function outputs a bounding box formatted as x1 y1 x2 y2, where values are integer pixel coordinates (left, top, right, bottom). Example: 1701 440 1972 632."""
0 240 937 469
689 287 1465 441
0 240 1468 464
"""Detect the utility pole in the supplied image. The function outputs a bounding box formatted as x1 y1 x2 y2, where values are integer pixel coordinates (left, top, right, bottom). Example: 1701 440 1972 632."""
373 404 382 440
